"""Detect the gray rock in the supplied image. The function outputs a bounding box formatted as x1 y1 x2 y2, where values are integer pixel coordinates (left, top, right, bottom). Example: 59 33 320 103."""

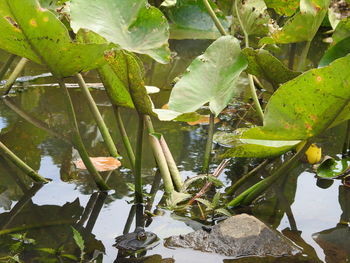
164 214 301 257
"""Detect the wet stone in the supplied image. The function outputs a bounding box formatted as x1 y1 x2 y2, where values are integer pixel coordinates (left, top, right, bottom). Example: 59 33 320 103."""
164 214 301 258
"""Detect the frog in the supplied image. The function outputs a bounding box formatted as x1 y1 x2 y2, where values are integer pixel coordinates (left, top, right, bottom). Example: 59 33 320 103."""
114 227 159 252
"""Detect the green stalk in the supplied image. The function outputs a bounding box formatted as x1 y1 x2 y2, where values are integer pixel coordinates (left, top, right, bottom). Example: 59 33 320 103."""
113 106 135 169
202 0 228 36
0 54 17 81
202 113 215 174
233 0 264 122
144 115 175 194
135 114 145 204
76 73 119 157
225 159 269 196
2 58 28 95
227 142 311 207
0 141 48 183
297 41 311 71
57 79 109 191
159 136 182 191
342 119 350 156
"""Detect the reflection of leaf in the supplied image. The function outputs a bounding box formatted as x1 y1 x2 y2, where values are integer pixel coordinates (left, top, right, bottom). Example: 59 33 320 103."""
187 116 220 126
74 157 121 172
0 0 109 77
164 0 229 39
70 0 171 63
168 36 247 116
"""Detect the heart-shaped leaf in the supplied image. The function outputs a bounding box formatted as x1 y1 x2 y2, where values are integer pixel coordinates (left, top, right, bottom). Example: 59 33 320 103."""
168 36 248 116
0 0 109 77
70 0 171 63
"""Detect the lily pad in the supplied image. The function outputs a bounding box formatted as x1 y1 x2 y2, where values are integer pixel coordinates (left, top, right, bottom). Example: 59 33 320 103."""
70 0 171 63
316 156 350 179
264 0 299 16
168 36 248 116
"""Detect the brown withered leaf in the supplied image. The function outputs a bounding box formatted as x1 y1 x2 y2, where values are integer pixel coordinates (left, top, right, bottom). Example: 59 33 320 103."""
74 157 121 172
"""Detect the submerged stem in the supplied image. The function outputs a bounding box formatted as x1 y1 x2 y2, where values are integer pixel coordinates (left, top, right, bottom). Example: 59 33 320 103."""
2 57 29 95
202 113 215 174
0 141 48 183
0 54 17 81
135 114 145 204
58 79 109 191
76 73 119 157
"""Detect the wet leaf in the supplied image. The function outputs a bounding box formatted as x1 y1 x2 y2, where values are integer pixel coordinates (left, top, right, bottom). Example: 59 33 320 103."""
333 17 350 44
0 0 109 77
168 36 248 116
317 156 350 179
70 0 171 63
164 0 229 39
242 48 301 85
74 157 121 172
264 0 299 16
261 0 330 44
319 36 350 67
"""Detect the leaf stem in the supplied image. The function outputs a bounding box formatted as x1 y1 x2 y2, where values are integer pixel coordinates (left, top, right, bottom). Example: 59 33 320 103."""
76 73 119 157
113 106 135 169
202 0 228 36
2 58 28 95
0 141 48 183
233 0 264 122
0 54 17 81
58 79 109 191
297 41 311 71
135 114 145 204
202 113 215 174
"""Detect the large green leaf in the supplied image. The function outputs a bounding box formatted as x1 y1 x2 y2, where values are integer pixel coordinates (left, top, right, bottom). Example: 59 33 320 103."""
261 0 330 44
319 36 350 67
242 48 301 86
168 36 248 116
0 0 108 77
333 17 350 44
316 157 350 179
242 55 350 141
263 0 299 16
70 0 171 64
164 0 229 39
234 0 270 37
218 55 350 158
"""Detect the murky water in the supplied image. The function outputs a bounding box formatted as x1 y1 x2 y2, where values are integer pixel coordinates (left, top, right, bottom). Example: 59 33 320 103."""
0 42 349 263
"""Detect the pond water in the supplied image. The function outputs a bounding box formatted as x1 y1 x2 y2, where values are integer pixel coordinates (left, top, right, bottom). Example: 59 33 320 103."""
0 42 349 263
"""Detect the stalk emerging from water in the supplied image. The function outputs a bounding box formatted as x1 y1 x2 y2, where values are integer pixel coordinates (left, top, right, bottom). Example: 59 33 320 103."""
135 114 145 204
2 57 29 95
58 79 109 191
0 141 48 183
202 113 215 174
202 0 228 36
76 73 119 157
113 106 135 169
